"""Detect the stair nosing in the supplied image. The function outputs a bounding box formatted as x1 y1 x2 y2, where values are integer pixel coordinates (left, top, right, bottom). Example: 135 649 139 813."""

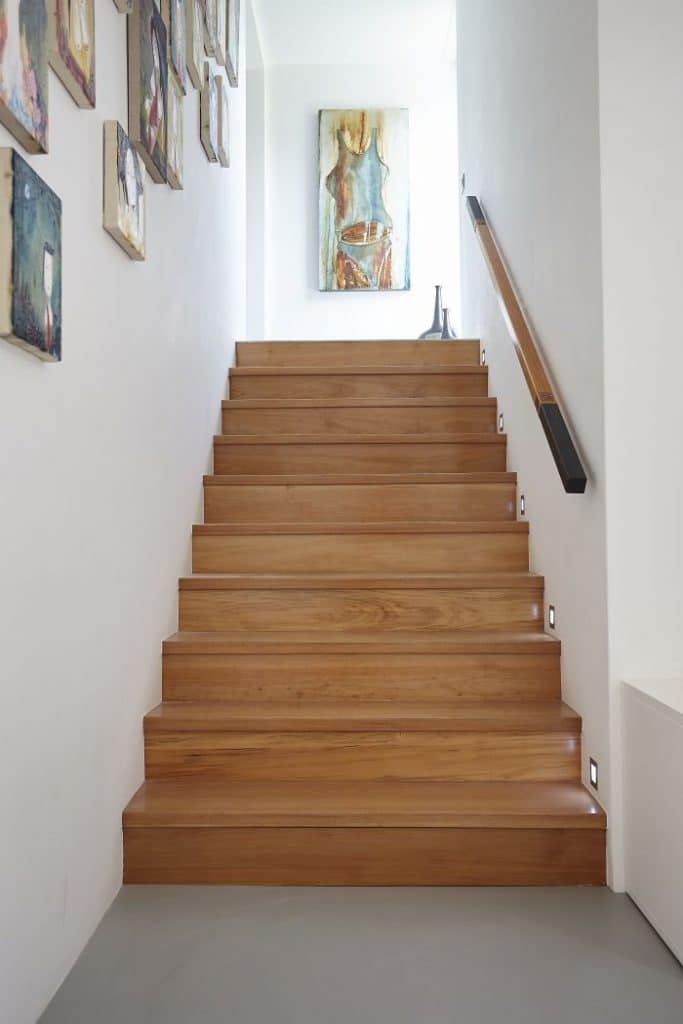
214 432 507 446
162 630 560 654
222 397 497 409
229 365 488 377
178 572 544 591
203 472 517 486
192 521 529 536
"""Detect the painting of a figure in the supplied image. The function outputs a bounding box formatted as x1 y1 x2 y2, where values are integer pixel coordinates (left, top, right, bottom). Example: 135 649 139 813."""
0 148 62 360
103 121 146 261
166 71 183 189
217 72 229 168
128 0 168 183
319 109 410 292
225 0 238 86
0 0 49 153
169 0 186 93
185 0 202 88
50 0 96 108
201 0 216 56
200 60 217 162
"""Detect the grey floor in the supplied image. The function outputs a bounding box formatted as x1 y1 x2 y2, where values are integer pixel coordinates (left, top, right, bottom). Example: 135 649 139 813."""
41 887 683 1024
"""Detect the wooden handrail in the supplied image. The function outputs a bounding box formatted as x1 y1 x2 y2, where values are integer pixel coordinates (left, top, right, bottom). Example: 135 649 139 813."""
466 196 587 494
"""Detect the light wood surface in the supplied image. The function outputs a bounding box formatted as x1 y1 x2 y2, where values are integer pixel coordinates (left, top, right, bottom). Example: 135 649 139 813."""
235 340 481 367
229 366 489 399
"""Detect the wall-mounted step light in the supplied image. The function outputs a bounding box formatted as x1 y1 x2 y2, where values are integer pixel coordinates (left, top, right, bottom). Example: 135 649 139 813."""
498 413 505 432
589 758 599 790
548 605 556 629
481 348 486 365
520 494 526 517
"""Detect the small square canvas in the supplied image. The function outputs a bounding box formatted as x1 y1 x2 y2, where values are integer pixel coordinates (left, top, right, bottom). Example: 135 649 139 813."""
185 0 203 89
128 0 168 183
215 0 226 66
319 108 410 292
202 0 217 56
0 148 62 361
103 121 146 261
0 0 49 153
200 61 218 162
225 0 238 86
166 71 184 189
169 0 187 93
49 0 96 109
217 73 229 168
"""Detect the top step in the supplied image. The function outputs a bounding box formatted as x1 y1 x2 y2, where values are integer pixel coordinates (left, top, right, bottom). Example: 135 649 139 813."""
236 341 481 367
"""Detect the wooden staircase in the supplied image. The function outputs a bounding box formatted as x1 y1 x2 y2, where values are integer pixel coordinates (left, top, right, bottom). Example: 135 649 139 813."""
123 339 606 885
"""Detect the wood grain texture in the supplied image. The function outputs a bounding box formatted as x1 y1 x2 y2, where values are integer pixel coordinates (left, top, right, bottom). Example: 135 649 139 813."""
229 366 489 399
235 340 481 367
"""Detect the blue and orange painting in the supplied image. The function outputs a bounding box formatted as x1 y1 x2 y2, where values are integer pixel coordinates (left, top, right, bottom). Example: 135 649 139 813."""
319 109 410 292
0 148 62 361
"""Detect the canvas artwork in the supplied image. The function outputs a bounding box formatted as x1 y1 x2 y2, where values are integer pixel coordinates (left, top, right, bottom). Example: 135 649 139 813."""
215 0 226 66
166 71 183 189
318 109 410 292
185 0 203 88
0 0 49 153
225 0 238 86
103 121 146 261
50 0 96 108
217 73 229 168
200 60 217 161
202 0 217 56
128 0 168 183
0 148 62 361
169 0 187 93
112 0 133 11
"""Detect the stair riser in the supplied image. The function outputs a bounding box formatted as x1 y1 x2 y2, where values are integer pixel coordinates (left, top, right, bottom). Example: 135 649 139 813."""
230 372 489 400
204 481 517 523
221 406 497 435
123 826 606 885
236 341 481 367
178 588 545 633
144 731 580 783
213 441 507 475
192 533 529 574
163 652 562 703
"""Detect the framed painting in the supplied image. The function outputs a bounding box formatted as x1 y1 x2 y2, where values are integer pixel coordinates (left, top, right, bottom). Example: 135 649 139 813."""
202 0 217 57
128 0 168 183
217 73 229 168
166 71 183 189
0 148 62 361
225 0 239 86
318 109 410 292
199 61 217 162
103 121 146 261
185 0 203 89
49 0 96 109
169 0 187 93
112 0 133 10
0 0 49 153
215 0 226 66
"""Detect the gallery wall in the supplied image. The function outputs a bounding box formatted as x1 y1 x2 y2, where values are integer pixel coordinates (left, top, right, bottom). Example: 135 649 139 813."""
0 5 247 1023
456 0 614 876
264 61 460 340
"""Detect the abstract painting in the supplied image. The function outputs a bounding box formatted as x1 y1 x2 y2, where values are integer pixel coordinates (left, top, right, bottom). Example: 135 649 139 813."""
215 0 226 66
225 0 238 86
169 0 186 93
200 60 217 162
166 71 183 189
103 121 146 261
49 0 96 108
185 0 202 88
128 0 168 183
202 0 217 56
217 72 229 167
0 0 49 153
0 148 62 360
318 109 410 292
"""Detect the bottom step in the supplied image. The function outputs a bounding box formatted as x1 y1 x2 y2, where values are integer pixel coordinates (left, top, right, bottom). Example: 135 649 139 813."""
123 780 606 886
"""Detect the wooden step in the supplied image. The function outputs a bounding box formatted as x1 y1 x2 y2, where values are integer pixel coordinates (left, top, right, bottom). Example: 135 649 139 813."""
143 701 581 783
178 573 545 633
123 779 606 885
229 365 489 399
162 630 562 703
204 472 517 524
221 397 498 436
213 434 507 475
192 522 529 574
235 340 481 367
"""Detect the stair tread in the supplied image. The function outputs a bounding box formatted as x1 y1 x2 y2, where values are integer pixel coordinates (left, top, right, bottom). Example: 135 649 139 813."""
179 572 543 591
204 472 517 485
223 397 496 409
144 700 580 733
124 779 605 829
163 630 560 654
214 433 506 445
193 521 529 536
230 365 488 377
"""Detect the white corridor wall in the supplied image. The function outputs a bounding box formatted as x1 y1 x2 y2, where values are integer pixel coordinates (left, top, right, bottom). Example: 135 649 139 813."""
0 5 247 1022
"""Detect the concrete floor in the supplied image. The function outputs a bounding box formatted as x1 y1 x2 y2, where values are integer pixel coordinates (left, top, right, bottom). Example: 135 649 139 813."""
41 887 683 1024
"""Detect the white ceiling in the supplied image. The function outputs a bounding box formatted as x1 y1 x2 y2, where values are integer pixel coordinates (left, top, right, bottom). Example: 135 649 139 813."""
250 0 456 68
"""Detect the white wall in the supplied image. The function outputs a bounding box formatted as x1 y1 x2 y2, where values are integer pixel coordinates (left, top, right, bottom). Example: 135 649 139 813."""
457 0 613 874
0 5 247 1022
247 1 268 337
264 61 460 340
